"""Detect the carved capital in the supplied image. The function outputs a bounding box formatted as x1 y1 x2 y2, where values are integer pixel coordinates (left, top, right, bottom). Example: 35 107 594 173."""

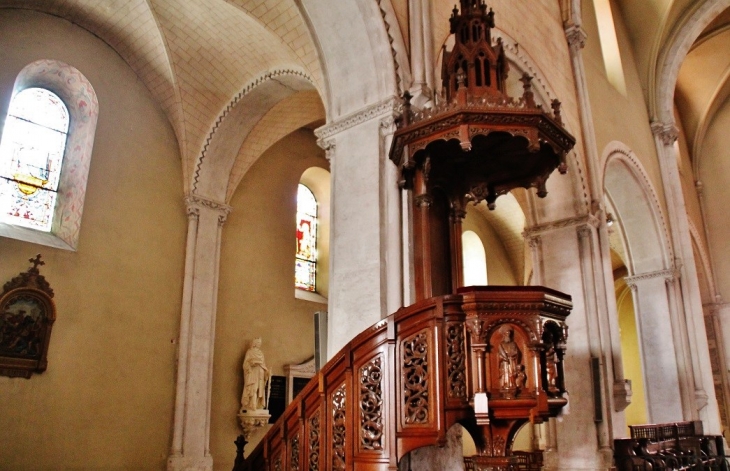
565 24 587 50
577 224 593 239
317 138 336 162
523 213 599 238
527 235 542 249
650 121 679 146
414 194 433 208
624 268 678 288
186 205 200 221
465 317 486 342
314 96 401 140
185 195 232 224
613 379 632 412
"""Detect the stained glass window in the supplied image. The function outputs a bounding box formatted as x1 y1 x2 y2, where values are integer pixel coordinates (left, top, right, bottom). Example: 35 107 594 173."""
0 88 69 231
295 184 318 292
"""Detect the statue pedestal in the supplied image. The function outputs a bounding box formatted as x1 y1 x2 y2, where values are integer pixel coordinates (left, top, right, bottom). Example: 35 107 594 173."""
238 409 270 440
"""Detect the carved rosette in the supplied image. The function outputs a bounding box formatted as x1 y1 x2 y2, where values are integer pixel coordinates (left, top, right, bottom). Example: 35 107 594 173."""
403 330 429 424
290 435 300 471
332 384 347 470
360 354 384 451
447 324 467 399
308 412 320 471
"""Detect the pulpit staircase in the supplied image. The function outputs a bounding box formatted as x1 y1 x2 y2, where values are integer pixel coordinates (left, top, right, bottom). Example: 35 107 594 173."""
235 286 572 470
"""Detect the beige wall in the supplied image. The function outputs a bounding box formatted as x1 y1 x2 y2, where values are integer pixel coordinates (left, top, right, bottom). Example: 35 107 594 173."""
211 129 328 469
698 98 730 299
0 9 185 470
582 0 666 207
615 281 649 430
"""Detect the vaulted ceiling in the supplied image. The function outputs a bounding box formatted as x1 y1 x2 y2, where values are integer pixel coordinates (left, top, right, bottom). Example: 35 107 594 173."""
0 0 326 198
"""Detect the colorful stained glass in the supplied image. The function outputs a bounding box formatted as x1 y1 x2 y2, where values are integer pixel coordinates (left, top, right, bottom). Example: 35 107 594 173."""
0 88 69 231
295 184 318 291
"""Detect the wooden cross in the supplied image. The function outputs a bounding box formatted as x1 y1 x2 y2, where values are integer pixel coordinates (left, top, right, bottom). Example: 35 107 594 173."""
29 254 45 270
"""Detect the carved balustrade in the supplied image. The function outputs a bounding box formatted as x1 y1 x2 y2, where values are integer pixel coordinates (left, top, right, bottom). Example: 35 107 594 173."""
236 286 571 470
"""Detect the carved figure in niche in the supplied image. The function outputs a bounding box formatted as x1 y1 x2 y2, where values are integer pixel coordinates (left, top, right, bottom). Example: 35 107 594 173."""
544 331 560 394
241 338 270 411
498 325 522 390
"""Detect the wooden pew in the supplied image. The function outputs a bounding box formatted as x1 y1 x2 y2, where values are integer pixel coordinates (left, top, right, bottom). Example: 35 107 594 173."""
614 421 727 470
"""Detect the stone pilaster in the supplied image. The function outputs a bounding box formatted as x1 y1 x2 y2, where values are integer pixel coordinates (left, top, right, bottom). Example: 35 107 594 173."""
168 195 231 471
524 215 614 471
651 120 721 433
315 97 404 357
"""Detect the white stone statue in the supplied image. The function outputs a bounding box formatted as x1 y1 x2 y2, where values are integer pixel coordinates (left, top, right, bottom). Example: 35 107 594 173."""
240 337 270 412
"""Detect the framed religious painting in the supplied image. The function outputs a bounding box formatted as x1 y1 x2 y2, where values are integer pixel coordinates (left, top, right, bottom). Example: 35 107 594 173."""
0 255 55 378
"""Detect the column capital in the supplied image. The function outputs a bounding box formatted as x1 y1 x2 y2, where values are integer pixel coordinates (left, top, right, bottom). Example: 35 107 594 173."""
185 194 232 220
523 213 600 238
314 96 401 141
565 24 587 50
650 121 679 146
317 138 336 163
624 268 679 288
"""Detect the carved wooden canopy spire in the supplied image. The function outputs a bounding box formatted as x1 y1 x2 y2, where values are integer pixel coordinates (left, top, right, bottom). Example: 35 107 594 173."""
444 1 506 101
389 4 576 301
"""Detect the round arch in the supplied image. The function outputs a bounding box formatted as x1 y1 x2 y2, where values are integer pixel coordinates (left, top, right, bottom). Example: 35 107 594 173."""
601 142 672 274
191 69 318 202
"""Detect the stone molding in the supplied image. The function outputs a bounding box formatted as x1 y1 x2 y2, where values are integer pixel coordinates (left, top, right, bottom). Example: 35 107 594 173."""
565 24 587 50
192 68 314 192
624 268 679 288
523 213 600 238
601 143 674 263
650 121 680 146
314 96 401 141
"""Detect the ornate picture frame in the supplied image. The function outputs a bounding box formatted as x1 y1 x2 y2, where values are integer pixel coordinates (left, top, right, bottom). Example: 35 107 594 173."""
0 255 56 378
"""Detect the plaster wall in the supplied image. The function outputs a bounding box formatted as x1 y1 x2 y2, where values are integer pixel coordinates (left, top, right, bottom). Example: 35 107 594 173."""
581 0 666 209
0 9 185 470
212 129 328 470
700 99 730 300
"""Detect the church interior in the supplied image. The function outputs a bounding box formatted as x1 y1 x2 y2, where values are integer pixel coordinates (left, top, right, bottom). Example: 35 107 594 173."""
2 0 730 470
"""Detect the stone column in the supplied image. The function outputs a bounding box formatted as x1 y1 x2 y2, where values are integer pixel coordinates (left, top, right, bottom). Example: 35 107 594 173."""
564 21 632 435
651 122 721 433
315 98 403 356
624 270 688 423
408 0 435 107
168 195 231 471
524 216 615 471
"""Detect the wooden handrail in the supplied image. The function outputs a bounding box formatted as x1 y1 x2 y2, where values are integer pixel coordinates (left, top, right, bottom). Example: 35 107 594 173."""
236 286 572 470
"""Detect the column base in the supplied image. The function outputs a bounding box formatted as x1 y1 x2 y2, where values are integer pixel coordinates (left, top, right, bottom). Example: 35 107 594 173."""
167 453 213 471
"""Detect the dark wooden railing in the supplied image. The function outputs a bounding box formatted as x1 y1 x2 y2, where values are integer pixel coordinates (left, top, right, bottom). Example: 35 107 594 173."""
614 421 727 470
236 286 572 470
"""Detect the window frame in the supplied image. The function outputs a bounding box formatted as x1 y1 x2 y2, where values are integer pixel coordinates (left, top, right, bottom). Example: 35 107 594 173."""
0 60 98 250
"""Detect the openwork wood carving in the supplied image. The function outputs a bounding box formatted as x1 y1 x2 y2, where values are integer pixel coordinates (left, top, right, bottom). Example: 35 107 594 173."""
0 254 56 378
308 412 320 471
360 354 384 451
332 384 347 470
290 435 300 471
273 456 282 471
447 324 467 399
403 330 429 424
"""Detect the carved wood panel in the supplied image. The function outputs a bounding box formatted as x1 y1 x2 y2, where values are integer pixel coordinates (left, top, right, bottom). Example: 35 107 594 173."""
332 384 347 470
359 353 384 451
402 329 430 425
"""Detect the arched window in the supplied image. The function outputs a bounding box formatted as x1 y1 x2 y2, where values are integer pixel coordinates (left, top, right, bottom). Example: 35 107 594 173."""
462 230 488 286
0 60 98 250
0 88 69 231
295 183 318 292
